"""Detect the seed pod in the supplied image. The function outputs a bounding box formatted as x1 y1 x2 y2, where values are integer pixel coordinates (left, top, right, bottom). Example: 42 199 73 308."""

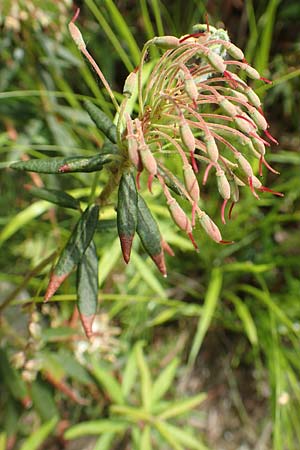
229 177 240 203
136 194 167 276
183 164 200 203
167 196 192 234
216 169 231 200
248 106 268 130
243 64 260 80
126 114 142 169
235 152 254 178
224 42 244 60
123 71 137 97
181 67 198 104
179 117 195 153
198 212 222 242
117 172 138 264
205 135 219 163
234 114 256 135
152 36 180 49
84 100 117 144
69 22 86 50
252 137 266 156
244 87 261 109
219 98 238 117
207 51 227 73
139 143 157 177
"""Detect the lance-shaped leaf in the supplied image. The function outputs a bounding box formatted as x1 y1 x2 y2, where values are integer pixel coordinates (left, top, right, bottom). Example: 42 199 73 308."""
44 204 99 302
84 100 117 144
136 194 167 277
77 240 98 339
10 154 113 174
0 349 29 406
26 186 80 210
157 165 186 198
117 172 138 263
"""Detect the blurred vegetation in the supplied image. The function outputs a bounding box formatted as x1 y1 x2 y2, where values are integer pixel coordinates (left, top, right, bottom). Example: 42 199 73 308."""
0 1 300 449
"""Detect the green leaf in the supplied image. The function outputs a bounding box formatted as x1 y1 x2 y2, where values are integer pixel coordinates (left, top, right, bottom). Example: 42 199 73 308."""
158 393 206 420
56 350 93 385
31 379 59 422
151 358 179 405
0 349 28 402
159 422 209 450
77 240 98 338
188 268 223 366
228 293 258 346
131 251 165 297
10 154 113 174
84 100 117 144
117 171 138 263
65 420 127 439
27 187 80 210
135 342 152 411
0 432 7 450
90 357 124 405
44 204 99 301
94 432 117 450
122 345 138 399
140 425 152 450
19 416 58 450
155 421 184 450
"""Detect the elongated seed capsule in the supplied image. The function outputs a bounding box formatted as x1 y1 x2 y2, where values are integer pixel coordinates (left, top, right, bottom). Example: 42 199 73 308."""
252 137 266 156
179 117 195 153
125 114 141 169
207 51 227 73
152 36 180 49
241 63 261 80
69 22 86 50
234 114 256 134
117 172 138 264
247 106 268 130
198 212 222 242
223 42 244 60
229 178 240 203
181 66 198 104
205 135 219 163
244 86 261 109
235 152 254 178
167 196 192 234
123 71 137 97
136 194 167 277
216 169 231 199
183 164 200 202
219 98 238 117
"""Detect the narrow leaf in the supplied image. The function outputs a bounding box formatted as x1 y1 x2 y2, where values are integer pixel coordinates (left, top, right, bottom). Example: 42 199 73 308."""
188 268 223 366
151 358 179 405
155 421 184 450
0 433 6 450
64 420 127 439
140 425 152 450
26 186 80 210
84 100 117 143
117 172 138 263
77 240 99 338
136 194 166 276
158 393 206 420
94 432 117 450
228 293 258 346
0 349 28 403
160 422 209 450
44 204 99 301
10 154 113 174
31 379 59 422
90 357 124 405
122 345 138 399
135 342 152 411
19 417 58 450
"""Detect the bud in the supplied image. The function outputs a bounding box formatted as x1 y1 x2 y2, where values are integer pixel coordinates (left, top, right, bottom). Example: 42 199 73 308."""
235 152 254 178
234 114 256 134
123 71 137 97
224 42 244 60
152 36 180 49
207 51 227 73
183 164 200 203
205 135 219 163
125 114 141 169
181 67 198 104
252 137 266 156
242 63 261 80
179 117 195 153
198 212 222 242
219 98 238 117
245 86 261 109
248 106 268 130
167 197 192 234
69 22 86 50
216 169 230 199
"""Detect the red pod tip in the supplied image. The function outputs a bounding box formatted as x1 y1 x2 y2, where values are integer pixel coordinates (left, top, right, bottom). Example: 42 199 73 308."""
119 235 134 264
79 313 95 340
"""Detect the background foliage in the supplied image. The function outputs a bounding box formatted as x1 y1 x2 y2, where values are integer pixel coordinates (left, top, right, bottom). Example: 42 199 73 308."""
1 0 300 449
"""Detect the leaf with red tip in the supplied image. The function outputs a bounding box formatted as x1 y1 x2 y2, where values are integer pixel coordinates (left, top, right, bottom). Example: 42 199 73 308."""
44 204 99 302
137 194 167 276
117 172 138 264
77 240 98 339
